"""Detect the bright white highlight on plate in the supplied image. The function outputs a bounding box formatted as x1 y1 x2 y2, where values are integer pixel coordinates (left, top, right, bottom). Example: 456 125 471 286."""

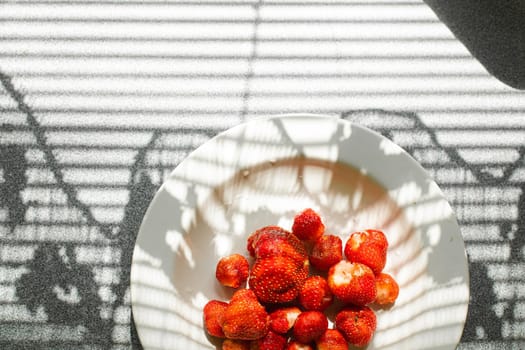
231 213 247 237
380 138 404 155
164 179 188 203
301 165 334 194
351 181 364 211
181 209 196 233
426 224 441 247
405 197 453 226
165 230 195 269
191 292 209 310
132 246 161 268
389 181 423 207
341 121 352 140
212 233 233 258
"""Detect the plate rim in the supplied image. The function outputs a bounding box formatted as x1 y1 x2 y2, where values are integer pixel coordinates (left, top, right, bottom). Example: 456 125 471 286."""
130 113 470 350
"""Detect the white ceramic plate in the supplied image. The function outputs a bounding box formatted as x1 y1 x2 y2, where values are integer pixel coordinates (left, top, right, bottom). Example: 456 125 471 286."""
130 114 469 350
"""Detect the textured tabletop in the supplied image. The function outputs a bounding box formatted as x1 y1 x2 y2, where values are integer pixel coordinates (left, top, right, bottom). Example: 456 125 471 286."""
1 1 524 349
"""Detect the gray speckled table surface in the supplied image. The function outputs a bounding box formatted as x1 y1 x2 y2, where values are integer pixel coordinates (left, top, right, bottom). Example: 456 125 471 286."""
1 1 524 349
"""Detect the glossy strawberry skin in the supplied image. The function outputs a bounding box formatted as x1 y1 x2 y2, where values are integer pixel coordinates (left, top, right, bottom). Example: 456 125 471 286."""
335 305 377 347
216 253 250 288
327 260 376 306
203 300 228 338
206 214 398 350
249 256 308 304
247 226 297 256
309 234 343 271
254 233 308 266
292 311 329 344
292 208 325 241
298 276 333 311
315 329 348 350
269 306 301 334
344 229 388 275
220 289 270 340
247 226 285 257
374 272 400 305
249 330 287 350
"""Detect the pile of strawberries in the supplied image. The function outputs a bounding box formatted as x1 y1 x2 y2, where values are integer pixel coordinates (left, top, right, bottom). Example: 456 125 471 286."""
203 208 399 350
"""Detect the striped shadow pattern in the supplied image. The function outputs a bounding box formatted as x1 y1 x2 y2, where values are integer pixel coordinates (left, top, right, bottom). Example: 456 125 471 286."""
1 1 525 349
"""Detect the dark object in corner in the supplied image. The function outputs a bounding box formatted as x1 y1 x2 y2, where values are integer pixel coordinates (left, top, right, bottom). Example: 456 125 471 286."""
425 0 525 90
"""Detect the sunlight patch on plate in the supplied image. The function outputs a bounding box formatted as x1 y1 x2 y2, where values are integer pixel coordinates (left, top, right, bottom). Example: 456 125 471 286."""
130 114 469 350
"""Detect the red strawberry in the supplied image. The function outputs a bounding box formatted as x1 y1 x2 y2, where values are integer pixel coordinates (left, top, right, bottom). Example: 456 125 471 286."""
292 208 325 241
246 230 259 258
374 272 399 305
344 229 388 275
285 341 314 350
223 339 251 350
247 226 292 257
203 300 228 338
247 226 307 264
269 306 301 334
335 306 377 347
216 253 250 288
292 311 328 344
254 233 308 266
309 234 343 271
249 256 308 304
298 276 333 311
327 260 376 306
220 289 269 340
250 330 287 350
315 329 348 350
